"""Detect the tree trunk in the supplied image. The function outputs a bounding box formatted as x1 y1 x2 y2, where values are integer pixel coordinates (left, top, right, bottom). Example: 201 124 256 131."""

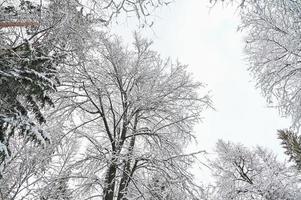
117 136 137 200
103 161 118 200
117 161 130 200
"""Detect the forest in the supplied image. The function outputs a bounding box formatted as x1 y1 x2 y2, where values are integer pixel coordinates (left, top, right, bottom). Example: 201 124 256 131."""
1 0 301 199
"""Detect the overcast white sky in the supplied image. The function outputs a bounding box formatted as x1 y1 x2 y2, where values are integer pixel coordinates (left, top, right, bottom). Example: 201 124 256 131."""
112 0 291 160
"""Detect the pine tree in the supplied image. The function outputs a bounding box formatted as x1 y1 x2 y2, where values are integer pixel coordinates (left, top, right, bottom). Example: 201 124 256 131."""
278 129 301 170
0 40 60 170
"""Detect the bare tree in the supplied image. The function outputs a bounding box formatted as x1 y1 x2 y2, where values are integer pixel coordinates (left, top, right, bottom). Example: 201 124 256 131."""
54 33 211 200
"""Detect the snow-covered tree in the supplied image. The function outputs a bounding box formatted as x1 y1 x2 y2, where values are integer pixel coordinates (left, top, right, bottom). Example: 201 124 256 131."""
141 171 204 200
0 0 171 29
210 140 301 200
210 0 301 179
278 129 301 171
210 0 301 129
0 39 59 170
0 0 172 175
0 113 77 200
54 33 211 200
0 0 87 170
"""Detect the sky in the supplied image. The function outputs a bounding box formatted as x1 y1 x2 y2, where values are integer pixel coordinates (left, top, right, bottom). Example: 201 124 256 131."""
111 0 291 161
